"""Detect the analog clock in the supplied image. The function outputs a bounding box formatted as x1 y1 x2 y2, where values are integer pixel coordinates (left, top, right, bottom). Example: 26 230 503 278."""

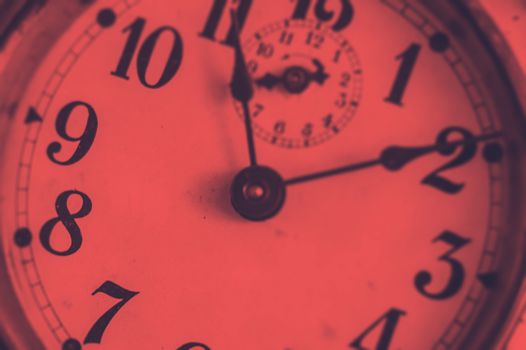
0 0 525 349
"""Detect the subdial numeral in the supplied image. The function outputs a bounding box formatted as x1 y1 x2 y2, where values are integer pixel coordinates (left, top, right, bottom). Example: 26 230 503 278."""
256 42 275 58
279 30 295 45
306 31 325 49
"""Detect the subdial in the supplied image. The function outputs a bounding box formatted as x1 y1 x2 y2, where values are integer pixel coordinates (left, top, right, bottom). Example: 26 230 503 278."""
235 18 363 148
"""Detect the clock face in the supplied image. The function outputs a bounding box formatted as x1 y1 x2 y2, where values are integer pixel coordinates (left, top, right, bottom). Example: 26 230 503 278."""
0 0 524 349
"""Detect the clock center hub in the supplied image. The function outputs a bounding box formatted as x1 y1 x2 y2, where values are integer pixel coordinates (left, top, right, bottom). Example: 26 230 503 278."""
230 166 286 221
243 183 266 200
283 66 310 94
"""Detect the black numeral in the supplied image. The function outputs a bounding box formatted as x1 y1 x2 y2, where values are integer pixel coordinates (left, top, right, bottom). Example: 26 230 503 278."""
200 0 252 47
350 308 406 350
340 72 351 88
422 127 477 194
293 0 354 31
177 343 211 350
385 43 421 105
256 42 275 58
414 231 471 300
335 92 348 108
39 190 92 256
84 281 139 344
306 31 325 49
323 114 333 127
274 121 286 134
302 123 314 138
47 101 98 165
279 30 295 45
112 18 184 89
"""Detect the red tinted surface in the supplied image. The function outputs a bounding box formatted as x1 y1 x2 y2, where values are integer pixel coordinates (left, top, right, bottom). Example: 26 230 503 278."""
0 1 524 349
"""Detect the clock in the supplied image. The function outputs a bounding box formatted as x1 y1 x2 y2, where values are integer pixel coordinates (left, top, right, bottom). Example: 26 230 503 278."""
0 0 525 349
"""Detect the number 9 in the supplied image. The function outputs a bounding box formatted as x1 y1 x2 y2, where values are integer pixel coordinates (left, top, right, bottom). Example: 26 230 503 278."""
47 100 98 166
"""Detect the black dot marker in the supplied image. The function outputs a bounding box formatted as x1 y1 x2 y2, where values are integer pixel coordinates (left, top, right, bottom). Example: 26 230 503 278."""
14 228 32 248
478 272 498 289
429 32 450 53
483 142 503 163
97 9 116 28
62 338 82 350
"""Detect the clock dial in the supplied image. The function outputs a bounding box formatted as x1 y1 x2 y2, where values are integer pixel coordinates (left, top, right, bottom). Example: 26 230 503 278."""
0 1 524 350
235 18 363 149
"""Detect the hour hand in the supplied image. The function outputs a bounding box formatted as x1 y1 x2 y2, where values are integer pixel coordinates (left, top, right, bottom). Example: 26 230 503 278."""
310 58 329 85
229 9 257 167
254 73 281 89
229 13 253 103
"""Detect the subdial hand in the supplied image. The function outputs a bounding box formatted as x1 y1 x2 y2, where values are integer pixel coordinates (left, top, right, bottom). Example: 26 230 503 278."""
255 58 329 94
284 128 502 186
229 10 257 166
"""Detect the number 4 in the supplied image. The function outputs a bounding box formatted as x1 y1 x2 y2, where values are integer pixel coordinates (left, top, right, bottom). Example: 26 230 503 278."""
84 281 139 344
350 308 406 350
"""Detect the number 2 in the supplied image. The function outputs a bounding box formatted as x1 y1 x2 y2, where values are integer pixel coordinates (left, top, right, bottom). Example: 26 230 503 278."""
422 127 477 194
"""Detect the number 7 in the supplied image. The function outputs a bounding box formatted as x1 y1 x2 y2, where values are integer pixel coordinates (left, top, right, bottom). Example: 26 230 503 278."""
84 281 139 344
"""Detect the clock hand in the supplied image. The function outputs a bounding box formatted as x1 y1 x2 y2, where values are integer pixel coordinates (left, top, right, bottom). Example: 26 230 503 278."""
254 73 282 90
229 10 257 166
284 130 502 186
255 59 329 94
310 58 330 85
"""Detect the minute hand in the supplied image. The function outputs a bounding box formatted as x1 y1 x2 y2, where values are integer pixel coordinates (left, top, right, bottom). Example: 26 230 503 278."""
229 10 257 166
284 130 502 186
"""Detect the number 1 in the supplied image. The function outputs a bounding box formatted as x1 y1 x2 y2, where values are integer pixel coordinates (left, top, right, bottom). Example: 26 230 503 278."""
385 43 421 106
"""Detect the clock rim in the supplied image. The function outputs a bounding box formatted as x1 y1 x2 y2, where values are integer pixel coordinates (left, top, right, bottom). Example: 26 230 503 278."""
419 0 526 349
0 1 95 349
